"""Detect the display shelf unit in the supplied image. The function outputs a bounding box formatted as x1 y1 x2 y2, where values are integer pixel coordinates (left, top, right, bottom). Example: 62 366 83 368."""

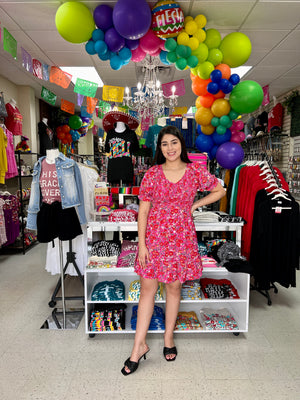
85 221 248 337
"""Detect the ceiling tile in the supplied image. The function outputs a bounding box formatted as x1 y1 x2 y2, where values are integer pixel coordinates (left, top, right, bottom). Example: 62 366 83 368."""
276 30 300 50
258 50 300 66
242 30 290 51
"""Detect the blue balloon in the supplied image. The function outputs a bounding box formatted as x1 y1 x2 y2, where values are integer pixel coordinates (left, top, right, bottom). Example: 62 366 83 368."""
110 55 123 70
99 50 111 61
92 29 105 42
197 124 202 134
95 40 108 55
229 73 240 85
119 47 132 62
208 145 219 160
195 133 214 152
85 40 96 55
210 69 222 83
207 82 219 94
159 50 171 65
212 128 231 145
219 78 230 91
223 82 233 94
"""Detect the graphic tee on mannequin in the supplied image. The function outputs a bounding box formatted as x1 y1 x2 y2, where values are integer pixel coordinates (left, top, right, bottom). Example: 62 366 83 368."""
5 98 23 136
38 117 54 156
105 122 139 184
40 149 61 204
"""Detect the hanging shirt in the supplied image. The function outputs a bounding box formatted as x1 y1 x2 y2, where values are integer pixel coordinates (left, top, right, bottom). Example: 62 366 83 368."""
0 127 8 184
104 127 139 184
268 103 283 133
5 103 23 135
5 128 18 179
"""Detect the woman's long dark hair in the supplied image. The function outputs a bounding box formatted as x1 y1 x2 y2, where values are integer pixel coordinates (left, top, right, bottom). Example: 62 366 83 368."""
153 125 192 165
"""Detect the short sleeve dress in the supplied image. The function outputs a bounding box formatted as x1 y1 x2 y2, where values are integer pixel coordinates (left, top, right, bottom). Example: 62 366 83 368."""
134 161 219 283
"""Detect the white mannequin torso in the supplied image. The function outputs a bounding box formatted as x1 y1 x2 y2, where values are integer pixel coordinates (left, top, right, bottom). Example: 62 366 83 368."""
46 149 59 164
9 98 17 109
42 118 48 125
115 121 126 133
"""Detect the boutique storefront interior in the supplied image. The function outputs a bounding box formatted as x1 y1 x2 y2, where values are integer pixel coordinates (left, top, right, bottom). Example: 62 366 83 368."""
0 1 300 399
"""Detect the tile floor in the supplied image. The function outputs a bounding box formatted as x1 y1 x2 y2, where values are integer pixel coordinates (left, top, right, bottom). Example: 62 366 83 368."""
0 243 300 400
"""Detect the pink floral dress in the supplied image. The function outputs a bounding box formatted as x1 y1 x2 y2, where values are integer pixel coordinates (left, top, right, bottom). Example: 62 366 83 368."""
134 161 219 283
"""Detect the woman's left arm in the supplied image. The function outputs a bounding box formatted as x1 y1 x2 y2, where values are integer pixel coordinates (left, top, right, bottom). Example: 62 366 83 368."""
191 182 226 214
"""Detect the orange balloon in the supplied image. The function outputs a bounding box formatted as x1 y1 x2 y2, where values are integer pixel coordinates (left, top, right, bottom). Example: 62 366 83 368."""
214 90 226 99
190 71 197 81
62 124 71 134
201 124 215 135
215 63 231 79
192 77 211 96
56 126 63 134
211 98 231 117
199 94 215 108
195 106 214 126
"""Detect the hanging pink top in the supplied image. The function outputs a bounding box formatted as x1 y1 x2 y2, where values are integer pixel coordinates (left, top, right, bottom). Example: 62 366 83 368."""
5 128 18 179
5 103 23 136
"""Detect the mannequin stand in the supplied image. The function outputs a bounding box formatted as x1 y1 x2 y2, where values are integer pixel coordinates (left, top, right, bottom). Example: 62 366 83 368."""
48 239 84 308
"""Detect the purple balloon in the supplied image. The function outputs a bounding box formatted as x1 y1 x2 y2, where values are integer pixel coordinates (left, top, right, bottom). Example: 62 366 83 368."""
113 0 151 40
94 5 113 31
216 142 244 169
126 38 140 50
81 117 90 123
105 27 125 52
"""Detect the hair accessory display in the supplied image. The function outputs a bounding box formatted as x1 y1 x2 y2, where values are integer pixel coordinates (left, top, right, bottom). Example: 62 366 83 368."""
102 111 139 132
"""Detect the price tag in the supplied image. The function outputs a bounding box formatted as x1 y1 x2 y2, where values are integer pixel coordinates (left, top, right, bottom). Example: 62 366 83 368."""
275 207 282 214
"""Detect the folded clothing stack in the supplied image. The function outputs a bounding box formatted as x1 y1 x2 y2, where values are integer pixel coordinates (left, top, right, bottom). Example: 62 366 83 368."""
90 304 126 331
91 279 125 301
199 308 239 330
193 211 220 222
131 305 165 331
88 240 122 269
87 256 118 269
181 280 201 300
175 311 203 330
128 280 164 301
200 278 239 299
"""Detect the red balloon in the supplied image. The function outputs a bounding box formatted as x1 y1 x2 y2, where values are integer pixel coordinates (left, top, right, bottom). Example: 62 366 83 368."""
56 126 63 134
199 94 215 108
62 124 71 134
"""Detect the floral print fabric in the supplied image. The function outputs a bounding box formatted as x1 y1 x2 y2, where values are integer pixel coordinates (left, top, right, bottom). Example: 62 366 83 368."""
134 161 218 283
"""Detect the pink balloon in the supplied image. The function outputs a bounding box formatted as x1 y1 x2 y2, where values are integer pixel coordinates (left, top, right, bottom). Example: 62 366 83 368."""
159 40 166 51
237 131 245 142
230 132 242 143
231 120 238 130
230 128 239 135
148 48 161 56
131 46 146 62
235 120 244 131
139 29 161 54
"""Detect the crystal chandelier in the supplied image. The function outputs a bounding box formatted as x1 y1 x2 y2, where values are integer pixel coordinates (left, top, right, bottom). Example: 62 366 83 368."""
123 56 178 119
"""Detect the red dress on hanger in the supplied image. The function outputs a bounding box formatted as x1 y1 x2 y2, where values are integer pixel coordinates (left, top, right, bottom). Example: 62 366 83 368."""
5 103 23 135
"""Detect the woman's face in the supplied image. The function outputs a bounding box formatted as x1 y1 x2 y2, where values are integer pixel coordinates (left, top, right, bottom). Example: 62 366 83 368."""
160 134 182 162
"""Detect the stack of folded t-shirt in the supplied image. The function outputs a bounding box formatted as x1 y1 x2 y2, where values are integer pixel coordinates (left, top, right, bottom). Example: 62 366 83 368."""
199 308 239 330
89 304 126 331
91 279 125 301
87 240 121 269
116 240 138 268
200 278 239 299
175 311 203 330
128 279 164 301
131 305 165 331
181 280 201 300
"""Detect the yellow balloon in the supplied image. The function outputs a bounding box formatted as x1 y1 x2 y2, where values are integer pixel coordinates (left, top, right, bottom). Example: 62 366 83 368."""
195 96 202 109
194 14 207 29
201 124 215 135
177 32 190 46
185 20 198 35
193 29 206 43
188 37 199 51
195 106 214 126
211 99 231 117
184 16 194 24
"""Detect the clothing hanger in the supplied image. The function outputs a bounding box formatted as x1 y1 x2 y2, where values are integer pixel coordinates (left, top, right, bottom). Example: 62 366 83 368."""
271 191 291 201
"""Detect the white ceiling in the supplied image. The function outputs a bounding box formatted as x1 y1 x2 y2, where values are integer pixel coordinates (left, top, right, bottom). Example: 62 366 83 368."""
0 0 299 110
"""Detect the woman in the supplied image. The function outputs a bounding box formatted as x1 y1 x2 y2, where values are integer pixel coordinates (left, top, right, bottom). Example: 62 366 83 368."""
121 126 225 375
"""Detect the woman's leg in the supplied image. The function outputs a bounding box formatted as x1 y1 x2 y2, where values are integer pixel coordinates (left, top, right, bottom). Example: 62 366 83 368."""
124 277 158 373
164 280 182 360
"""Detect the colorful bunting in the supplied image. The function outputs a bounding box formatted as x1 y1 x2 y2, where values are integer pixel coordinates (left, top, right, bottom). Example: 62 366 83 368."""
86 96 98 114
61 98 75 114
49 66 72 89
102 85 124 103
162 79 185 97
41 86 57 106
77 94 85 107
32 59 43 79
21 47 33 73
42 64 49 81
3 28 17 59
97 100 111 119
74 78 98 97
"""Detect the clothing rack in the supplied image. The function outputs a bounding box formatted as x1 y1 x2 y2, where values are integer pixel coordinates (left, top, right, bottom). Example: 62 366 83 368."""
250 281 278 306
48 239 84 308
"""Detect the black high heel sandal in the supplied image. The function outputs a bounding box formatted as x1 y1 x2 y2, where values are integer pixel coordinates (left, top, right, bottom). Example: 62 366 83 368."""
121 349 150 376
163 346 177 362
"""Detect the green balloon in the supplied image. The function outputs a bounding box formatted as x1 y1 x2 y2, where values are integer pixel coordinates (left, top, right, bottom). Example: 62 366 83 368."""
175 58 187 70
187 55 198 68
192 43 208 63
216 125 227 135
165 38 177 52
220 115 232 128
198 61 214 80
55 2 95 44
176 45 188 58
219 32 252 68
185 46 192 58
229 81 264 114
229 110 239 120
166 51 178 64
204 28 221 49
207 48 223 66
211 117 220 127
69 115 82 130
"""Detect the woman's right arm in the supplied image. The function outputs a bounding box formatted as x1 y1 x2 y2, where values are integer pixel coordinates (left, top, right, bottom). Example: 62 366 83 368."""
137 200 151 268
